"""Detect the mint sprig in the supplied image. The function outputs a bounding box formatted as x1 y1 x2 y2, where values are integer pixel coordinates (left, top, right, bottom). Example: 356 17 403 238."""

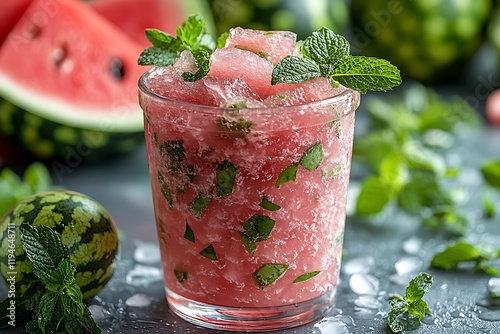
272 27 401 93
138 14 216 82
1 223 102 333
387 272 433 333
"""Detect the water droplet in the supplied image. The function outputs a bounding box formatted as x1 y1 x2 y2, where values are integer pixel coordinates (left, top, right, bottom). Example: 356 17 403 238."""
394 256 422 275
488 277 500 297
354 295 381 309
126 264 163 286
342 257 374 275
402 237 422 255
349 274 379 296
479 310 500 321
126 293 152 308
450 310 465 318
134 241 161 264
313 316 349 334
421 315 439 325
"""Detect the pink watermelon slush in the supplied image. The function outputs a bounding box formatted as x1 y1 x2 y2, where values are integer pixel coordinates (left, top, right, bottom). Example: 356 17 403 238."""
139 27 360 330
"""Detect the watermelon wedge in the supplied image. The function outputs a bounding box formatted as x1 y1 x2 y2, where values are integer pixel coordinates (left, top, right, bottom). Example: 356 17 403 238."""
88 0 215 48
0 0 146 161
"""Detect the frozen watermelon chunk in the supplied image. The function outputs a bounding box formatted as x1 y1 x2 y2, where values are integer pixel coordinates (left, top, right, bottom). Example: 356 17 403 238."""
225 27 297 64
208 48 298 99
204 77 259 107
147 51 216 106
264 78 346 107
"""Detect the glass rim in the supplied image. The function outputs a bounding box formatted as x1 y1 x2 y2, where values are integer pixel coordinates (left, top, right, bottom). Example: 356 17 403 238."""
138 67 360 116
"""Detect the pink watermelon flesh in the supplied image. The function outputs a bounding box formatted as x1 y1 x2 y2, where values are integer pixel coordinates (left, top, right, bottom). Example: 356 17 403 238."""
0 0 145 119
225 27 298 64
0 0 32 45
88 0 184 48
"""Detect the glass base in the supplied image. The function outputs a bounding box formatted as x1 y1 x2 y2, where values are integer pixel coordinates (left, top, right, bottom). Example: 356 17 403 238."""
166 288 336 332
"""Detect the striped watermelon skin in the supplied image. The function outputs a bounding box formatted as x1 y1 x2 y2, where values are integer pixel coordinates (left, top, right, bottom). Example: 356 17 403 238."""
0 98 144 162
0 190 120 299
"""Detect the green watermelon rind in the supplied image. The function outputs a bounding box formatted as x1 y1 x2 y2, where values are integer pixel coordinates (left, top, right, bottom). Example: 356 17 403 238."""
0 190 120 299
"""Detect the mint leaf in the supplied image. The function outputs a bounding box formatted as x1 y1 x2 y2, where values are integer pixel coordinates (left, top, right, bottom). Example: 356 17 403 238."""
387 272 432 333
430 240 500 274
176 14 215 51
271 56 321 85
37 290 65 333
253 264 289 288
138 47 179 67
217 117 253 135
240 232 258 254
242 214 276 243
300 143 324 171
276 163 299 188
174 269 188 282
182 48 211 82
184 221 195 242
355 176 393 215
64 307 101 334
145 29 181 49
302 27 350 74
293 271 321 283
259 195 281 211
189 193 211 218
216 161 237 197
216 31 229 49
20 223 68 283
157 172 173 210
481 161 500 188
331 56 402 94
200 244 218 261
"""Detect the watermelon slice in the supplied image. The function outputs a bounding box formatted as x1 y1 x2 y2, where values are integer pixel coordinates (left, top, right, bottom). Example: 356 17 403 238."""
0 0 32 46
88 0 216 48
0 0 146 161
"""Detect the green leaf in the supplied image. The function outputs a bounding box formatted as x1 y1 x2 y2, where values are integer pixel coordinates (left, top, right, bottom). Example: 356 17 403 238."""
145 29 180 49
242 214 276 243
188 193 211 218
138 47 179 67
259 195 281 211
64 307 102 334
253 264 289 288
176 14 215 51
331 56 402 94
183 221 195 242
482 191 496 219
355 176 393 215
20 223 69 284
216 161 237 197
405 272 433 303
217 117 253 135
200 244 218 261
37 290 65 333
481 161 500 189
63 284 84 317
182 48 211 82
240 232 257 254
0 296 29 329
301 27 350 73
160 140 186 174
299 143 324 171
271 56 321 85
45 259 77 292
293 271 321 283
421 207 468 237
216 31 229 48
276 163 299 188
157 172 173 210
174 269 188 282
23 162 52 195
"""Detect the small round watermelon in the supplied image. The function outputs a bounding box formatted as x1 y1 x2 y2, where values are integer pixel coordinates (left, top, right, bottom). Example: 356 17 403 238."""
351 0 491 83
0 190 120 299
208 0 350 39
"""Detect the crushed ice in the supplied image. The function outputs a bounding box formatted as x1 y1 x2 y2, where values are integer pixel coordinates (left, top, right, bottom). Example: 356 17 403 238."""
125 293 152 308
314 316 349 334
349 274 379 296
133 241 161 264
126 264 163 286
342 256 374 275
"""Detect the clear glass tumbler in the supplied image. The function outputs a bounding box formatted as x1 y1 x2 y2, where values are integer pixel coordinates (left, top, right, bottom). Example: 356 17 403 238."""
139 67 360 331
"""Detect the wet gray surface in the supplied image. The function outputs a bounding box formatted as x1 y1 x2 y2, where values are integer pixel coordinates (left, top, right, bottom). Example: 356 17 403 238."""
2 116 500 334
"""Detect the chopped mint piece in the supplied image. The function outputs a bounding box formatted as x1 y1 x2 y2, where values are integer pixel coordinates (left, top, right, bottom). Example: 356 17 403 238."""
259 195 281 211
217 116 253 134
240 232 257 254
216 31 229 48
329 119 342 138
253 264 289 288
157 172 173 209
242 214 276 243
189 193 211 218
200 244 218 261
430 240 500 275
216 161 237 197
160 140 185 174
300 143 324 171
276 163 299 188
387 272 432 333
481 161 500 189
184 221 195 242
272 26 401 93
174 269 188 282
293 271 321 283
322 165 342 178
